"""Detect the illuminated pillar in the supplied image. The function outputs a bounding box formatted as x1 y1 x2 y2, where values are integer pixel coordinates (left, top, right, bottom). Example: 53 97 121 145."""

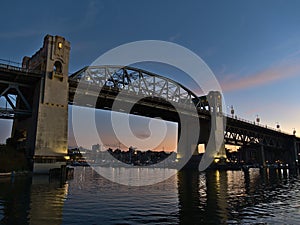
34 35 70 173
177 115 200 168
14 35 70 173
207 91 226 159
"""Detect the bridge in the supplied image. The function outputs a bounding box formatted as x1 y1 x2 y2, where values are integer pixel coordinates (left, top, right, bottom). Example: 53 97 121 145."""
1 35 299 173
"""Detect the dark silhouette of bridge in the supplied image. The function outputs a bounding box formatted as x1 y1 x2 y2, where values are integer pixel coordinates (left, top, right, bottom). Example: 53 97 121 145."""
0 35 299 173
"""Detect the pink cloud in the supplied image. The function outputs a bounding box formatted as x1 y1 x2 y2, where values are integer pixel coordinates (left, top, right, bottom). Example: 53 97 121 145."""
220 60 300 92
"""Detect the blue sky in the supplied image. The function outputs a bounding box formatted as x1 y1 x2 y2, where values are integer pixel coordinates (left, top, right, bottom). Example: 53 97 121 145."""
0 0 300 147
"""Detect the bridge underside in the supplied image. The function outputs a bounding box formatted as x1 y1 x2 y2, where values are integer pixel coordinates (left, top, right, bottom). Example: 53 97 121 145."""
0 64 41 119
68 65 300 168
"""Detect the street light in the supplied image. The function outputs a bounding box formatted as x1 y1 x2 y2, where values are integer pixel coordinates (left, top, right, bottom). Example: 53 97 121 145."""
256 115 260 124
227 105 235 118
230 105 234 118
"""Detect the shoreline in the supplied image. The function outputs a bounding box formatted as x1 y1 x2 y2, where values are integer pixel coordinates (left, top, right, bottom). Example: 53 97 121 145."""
0 170 31 177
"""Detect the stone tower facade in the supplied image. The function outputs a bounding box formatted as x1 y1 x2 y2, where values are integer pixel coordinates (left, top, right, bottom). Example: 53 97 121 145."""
13 35 70 173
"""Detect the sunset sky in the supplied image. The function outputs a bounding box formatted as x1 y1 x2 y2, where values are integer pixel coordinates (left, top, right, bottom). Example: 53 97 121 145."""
0 1 299 150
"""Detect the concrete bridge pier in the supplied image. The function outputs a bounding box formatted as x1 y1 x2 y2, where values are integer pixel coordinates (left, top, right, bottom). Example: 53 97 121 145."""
177 115 200 169
293 138 299 167
207 91 226 164
287 137 299 168
260 145 266 167
12 35 70 173
178 91 227 169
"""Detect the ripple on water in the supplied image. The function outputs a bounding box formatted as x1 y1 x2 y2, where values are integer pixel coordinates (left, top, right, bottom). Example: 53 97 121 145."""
1 167 300 224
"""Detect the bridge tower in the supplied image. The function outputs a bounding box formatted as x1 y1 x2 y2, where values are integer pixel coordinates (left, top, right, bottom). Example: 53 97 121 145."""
12 35 70 173
178 91 226 169
207 91 226 160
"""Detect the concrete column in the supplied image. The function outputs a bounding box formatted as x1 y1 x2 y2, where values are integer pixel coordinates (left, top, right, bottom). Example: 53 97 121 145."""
196 91 226 171
294 139 298 167
260 145 266 167
207 91 226 159
287 138 299 168
177 115 200 169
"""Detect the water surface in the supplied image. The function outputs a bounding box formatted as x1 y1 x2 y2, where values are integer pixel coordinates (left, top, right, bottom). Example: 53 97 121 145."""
1 167 300 224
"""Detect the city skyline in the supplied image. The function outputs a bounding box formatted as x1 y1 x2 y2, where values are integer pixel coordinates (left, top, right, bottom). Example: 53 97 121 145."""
1 1 300 148
69 108 178 151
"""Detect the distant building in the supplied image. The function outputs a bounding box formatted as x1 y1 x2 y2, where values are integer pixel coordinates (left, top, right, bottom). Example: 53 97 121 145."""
92 144 101 152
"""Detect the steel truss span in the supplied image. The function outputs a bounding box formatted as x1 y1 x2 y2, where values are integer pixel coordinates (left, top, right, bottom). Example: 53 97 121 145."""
225 124 285 149
68 65 209 111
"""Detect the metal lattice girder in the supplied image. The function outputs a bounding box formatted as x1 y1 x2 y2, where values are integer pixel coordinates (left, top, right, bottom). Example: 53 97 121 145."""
225 124 285 149
0 83 32 119
4 95 16 109
69 65 209 111
0 84 31 111
0 61 41 119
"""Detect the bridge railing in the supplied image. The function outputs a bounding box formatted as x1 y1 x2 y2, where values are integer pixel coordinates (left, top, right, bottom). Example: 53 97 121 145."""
0 59 41 75
224 113 292 136
0 58 22 66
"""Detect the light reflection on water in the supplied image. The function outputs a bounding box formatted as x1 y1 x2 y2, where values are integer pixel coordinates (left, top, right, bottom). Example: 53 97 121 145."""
0 167 300 224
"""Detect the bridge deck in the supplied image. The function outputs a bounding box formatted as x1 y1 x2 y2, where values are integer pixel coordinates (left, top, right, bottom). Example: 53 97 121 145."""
1 62 299 145
0 63 42 85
